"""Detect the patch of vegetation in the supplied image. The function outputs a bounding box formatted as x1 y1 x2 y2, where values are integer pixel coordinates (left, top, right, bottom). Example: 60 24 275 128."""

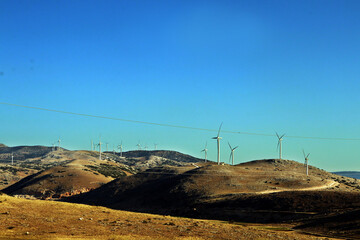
0 166 19 174
86 164 128 178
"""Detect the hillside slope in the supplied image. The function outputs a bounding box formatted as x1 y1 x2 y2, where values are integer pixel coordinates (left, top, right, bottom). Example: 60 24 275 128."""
2 151 136 199
68 159 360 225
0 193 326 240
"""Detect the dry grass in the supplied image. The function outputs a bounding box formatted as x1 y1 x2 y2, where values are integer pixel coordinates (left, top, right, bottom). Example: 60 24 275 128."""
0 194 335 240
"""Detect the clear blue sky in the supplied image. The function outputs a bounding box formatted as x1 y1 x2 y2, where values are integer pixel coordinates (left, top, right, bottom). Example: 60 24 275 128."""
1 0 360 171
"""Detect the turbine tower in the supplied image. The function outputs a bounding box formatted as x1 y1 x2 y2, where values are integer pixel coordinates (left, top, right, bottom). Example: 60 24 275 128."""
97 136 102 160
303 150 310 176
228 142 239 166
58 137 61 151
201 142 208 162
106 142 109 152
154 143 158 150
91 140 93 151
136 142 141 150
118 142 123 157
276 132 285 160
11 152 14 165
212 123 223 165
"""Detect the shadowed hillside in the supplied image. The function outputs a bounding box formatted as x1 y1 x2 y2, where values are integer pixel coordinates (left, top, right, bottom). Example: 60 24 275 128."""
67 159 360 227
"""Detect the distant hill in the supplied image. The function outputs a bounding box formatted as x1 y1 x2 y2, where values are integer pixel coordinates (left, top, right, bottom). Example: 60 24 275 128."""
67 159 360 224
0 143 7 148
108 150 204 170
121 150 202 163
333 171 360 179
0 145 55 163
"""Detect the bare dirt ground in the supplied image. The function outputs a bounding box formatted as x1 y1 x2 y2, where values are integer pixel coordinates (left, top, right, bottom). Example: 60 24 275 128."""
0 194 338 240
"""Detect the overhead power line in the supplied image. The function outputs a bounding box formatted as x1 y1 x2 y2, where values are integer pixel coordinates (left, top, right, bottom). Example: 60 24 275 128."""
1 101 360 141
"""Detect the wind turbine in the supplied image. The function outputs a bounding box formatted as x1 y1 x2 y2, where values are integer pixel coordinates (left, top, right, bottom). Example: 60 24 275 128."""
118 142 123 157
201 142 208 162
91 140 94 151
97 136 102 160
52 143 55 151
303 150 310 176
228 142 239 166
11 152 13 165
136 142 141 150
58 137 61 151
276 132 285 160
106 142 109 152
212 123 223 165
154 143 158 150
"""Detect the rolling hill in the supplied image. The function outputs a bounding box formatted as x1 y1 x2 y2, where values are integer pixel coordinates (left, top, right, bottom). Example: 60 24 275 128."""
2 150 136 199
67 159 360 222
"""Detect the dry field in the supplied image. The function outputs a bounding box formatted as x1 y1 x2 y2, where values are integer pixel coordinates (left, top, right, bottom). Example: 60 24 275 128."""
0 193 337 240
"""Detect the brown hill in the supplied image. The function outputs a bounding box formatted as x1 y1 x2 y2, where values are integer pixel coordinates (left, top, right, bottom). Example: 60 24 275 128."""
67 159 360 225
2 150 136 199
0 193 326 240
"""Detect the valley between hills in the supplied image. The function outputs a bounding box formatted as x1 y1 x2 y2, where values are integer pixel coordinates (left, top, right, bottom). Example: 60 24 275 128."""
0 144 359 239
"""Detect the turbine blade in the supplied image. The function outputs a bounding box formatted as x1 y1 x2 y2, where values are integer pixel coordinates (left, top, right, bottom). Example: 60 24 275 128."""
228 142 232 149
234 146 239 150
303 149 306 158
281 134 286 139
276 132 280 139
307 153 310 158
205 142 207 148
217 122 223 137
212 137 217 139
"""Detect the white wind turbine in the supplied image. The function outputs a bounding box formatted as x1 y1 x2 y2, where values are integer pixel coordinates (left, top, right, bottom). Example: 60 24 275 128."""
136 142 141 150
303 150 310 176
97 136 102 160
91 140 94 151
11 152 14 165
228 142 239 166
118 142 123 157
276 132 285 160
106 142 109 152
58 137 61 151
154 143 158 150
212 123 223 165
201 142 208 162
